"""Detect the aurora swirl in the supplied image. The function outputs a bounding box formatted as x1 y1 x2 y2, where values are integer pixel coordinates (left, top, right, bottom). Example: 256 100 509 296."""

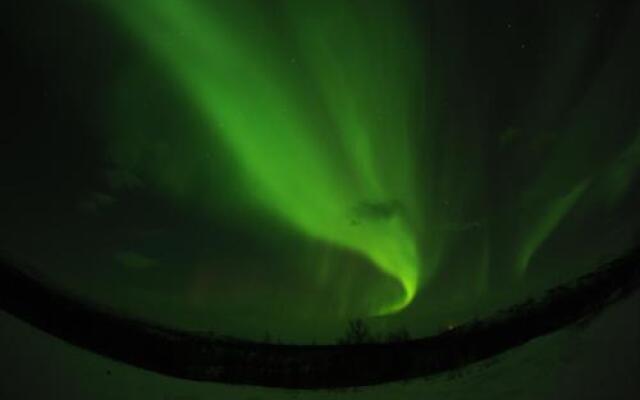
102 0 427 314
94 0 640 320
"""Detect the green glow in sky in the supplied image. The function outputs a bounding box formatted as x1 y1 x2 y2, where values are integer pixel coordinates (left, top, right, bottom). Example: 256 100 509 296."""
92 0 640 324
102 0 425 314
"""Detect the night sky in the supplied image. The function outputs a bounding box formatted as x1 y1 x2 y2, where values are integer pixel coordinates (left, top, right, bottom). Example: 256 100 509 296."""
1 0 640 398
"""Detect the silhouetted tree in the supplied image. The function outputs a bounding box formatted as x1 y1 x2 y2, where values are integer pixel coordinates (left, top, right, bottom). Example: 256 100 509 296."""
337 318 373 344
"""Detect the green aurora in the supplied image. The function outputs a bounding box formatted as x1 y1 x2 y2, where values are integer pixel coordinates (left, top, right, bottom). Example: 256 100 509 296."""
3 0 640 398
102 0 429 315
2 0 640 343
98 0 640 318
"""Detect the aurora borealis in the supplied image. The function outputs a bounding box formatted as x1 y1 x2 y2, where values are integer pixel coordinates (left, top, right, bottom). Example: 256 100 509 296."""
101 0 427 315
94 0 640 323
1 0 640 337
1 0 640 397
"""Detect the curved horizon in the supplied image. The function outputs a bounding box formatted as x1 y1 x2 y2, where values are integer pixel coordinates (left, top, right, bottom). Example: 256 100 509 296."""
1 244 638 388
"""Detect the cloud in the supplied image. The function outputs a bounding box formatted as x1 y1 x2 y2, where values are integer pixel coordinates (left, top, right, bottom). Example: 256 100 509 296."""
78 192 116 213
106 168 143 191
114 251 157 269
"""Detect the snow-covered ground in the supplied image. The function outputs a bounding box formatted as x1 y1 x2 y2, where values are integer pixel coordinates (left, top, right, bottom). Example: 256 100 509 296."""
1 291 638 399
